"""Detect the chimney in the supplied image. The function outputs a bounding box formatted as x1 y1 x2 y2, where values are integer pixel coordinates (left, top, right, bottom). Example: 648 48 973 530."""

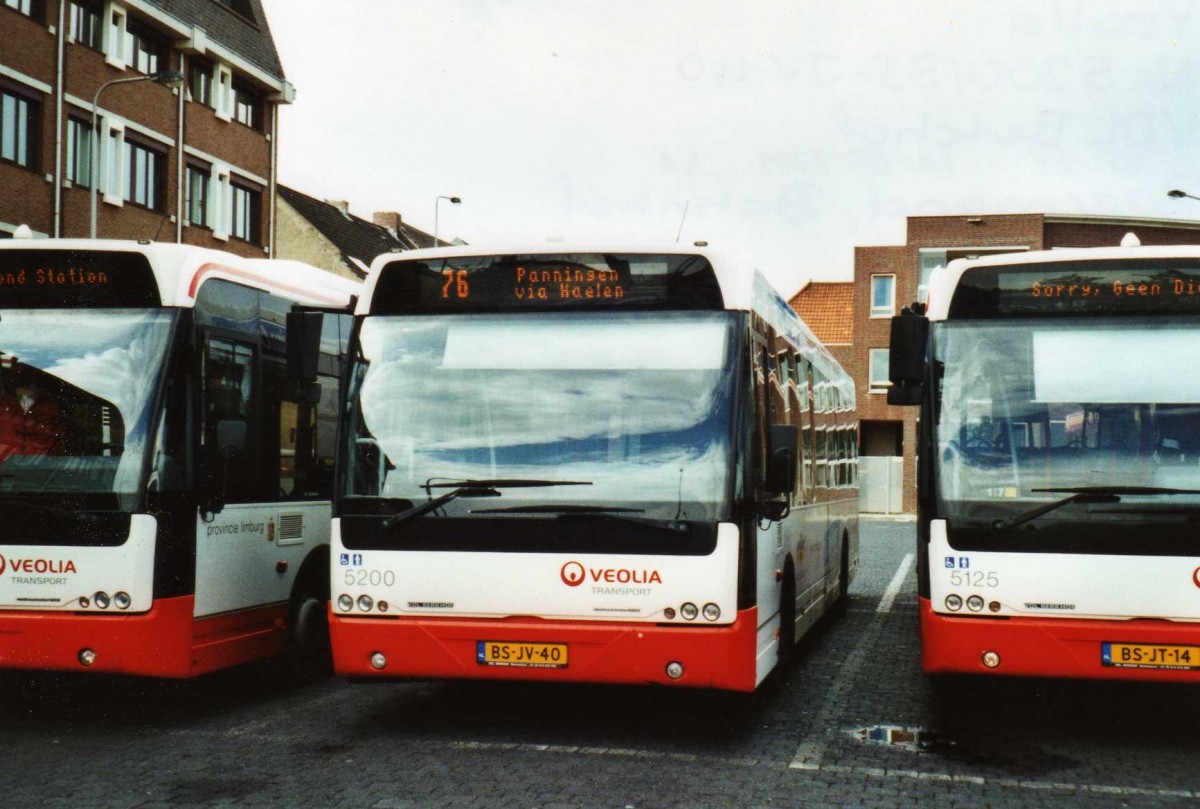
325 199 351 217
373 212 402 231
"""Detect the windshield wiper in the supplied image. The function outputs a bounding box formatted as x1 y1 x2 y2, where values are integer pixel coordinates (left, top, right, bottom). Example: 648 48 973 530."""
992 486 1200 531
470 504 690 533
383 479 592 529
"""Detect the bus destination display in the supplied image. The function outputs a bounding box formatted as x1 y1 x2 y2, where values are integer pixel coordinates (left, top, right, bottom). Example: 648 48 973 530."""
0 250 160 308
370 253 724 314
949 260 1200 318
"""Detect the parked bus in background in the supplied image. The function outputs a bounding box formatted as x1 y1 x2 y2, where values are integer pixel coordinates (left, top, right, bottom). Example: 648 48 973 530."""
890 238 1200 683
331 245 858 692
0 239 357 677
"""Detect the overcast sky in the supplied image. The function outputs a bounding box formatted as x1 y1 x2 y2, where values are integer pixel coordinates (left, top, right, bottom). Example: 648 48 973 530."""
259 0 1200 297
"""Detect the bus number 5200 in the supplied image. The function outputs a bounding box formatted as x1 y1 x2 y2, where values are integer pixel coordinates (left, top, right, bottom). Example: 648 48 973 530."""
345 569 397 587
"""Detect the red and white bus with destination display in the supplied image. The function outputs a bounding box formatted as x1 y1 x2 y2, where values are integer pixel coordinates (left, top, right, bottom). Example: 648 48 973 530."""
0 239 358 677
331 245 858 692
889 240 1200 682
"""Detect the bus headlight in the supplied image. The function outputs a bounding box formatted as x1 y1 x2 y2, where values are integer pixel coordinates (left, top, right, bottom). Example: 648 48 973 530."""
702 603 721 621
680 602 699 621
337 594 353 612
93 592 111 609
114 592 131 610
966 595 985 612
945 594 963 611
357 595 374 612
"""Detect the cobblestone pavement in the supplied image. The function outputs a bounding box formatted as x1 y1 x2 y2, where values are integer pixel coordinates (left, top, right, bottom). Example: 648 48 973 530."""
3 518 1200 807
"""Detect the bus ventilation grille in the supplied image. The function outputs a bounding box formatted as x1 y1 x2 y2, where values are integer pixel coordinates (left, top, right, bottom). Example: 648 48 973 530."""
278 513 304 542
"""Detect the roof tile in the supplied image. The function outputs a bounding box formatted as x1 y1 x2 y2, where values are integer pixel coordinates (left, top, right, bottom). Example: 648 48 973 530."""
789 281 854 344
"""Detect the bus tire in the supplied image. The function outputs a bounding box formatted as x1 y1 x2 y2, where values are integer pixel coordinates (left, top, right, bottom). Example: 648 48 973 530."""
777 561 797 675
286 554 332 680
830 535 850 619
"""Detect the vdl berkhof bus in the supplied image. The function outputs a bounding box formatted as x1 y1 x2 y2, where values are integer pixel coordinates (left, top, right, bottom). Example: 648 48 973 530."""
0 239 357 678
330 245 858 692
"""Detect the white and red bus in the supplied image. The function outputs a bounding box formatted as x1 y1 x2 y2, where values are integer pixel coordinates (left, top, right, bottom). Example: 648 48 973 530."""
889 239 1200 682
0 238 358 677
330 245 858 692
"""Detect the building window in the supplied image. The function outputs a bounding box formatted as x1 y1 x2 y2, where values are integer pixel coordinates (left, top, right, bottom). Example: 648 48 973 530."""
870 274 895 318
229 182 260 243
123 138 164 210
188 58 213 106
69 1 102 48
215 0 254 18
66 117 93 187
918 251 944 305
232 82 262 130
4 0 43 19
125 18 164 75
186 164 209 226
0 89 37 169
869 348 890 392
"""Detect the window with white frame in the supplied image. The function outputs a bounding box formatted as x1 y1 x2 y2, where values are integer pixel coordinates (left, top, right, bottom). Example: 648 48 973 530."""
106 5 128 67
123 137 163 210
70 0 102 48
0 89 37 169
4 0 42 19
125 17 164 75
232 81 262 130
869 348 890 392
66 117 93 187
870 274 895 318
229 181 260 243
186 164 210 226
188 57 213 107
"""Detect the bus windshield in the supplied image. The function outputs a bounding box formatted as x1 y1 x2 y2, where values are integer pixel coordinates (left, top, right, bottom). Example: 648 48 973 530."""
934 316 1200 549
0 309 175 497
345 311 738 522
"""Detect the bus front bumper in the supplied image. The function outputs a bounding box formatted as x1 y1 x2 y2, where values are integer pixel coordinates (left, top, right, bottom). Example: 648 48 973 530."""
331 606 760 692
921 597 1200 682
0 596 287 678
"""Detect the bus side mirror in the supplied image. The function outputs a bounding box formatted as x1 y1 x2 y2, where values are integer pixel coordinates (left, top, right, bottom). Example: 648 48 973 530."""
887 310 928 407
765 425 799 495
287 311 323 382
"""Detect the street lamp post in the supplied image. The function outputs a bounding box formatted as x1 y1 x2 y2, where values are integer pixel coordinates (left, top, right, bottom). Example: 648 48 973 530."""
433 195 461 247
1168 189 1200 203
90 70 185 239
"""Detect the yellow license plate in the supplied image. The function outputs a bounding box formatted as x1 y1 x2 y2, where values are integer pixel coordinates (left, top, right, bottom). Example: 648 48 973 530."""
477 640 568 668
1102 642 1200 670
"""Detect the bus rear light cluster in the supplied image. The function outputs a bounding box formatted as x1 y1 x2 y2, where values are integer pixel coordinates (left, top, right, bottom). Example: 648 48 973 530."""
671 602 721 622
338 593 387 614
78 591 132 611
944 594 986 613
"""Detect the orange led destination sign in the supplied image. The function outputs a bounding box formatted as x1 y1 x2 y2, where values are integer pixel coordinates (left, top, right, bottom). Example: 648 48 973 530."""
371 253 724 314
949 260 1200 318
440 264 626 304
0 250 160 307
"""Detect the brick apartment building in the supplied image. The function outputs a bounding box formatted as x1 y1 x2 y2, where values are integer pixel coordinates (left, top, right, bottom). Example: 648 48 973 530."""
1 0 290 256
791 212 1200 514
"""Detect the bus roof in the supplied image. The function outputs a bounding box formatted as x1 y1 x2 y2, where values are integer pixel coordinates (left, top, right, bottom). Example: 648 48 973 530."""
926 243 1200 321
0 239 360 308
362 242 852 392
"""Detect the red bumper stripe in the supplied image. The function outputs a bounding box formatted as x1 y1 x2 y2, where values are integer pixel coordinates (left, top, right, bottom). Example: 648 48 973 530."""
921 597 1200 682
0 597 287 678
331 606 760 692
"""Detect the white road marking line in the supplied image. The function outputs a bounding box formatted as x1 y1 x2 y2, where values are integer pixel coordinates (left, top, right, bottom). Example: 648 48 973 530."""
876 552 915 614
165 728 1200 799
789 552 915 770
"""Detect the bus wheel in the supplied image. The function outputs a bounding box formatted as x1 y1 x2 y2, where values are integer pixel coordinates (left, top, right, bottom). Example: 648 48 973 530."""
287 572 332 679
831 537 850 619
777 565 797 675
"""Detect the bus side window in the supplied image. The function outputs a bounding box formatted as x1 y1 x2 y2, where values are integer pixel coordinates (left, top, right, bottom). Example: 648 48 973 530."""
203 337 258 501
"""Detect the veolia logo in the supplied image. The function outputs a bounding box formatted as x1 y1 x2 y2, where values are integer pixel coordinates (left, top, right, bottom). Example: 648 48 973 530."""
560 561 586 587
0 554 5 575
1193 566 1200 588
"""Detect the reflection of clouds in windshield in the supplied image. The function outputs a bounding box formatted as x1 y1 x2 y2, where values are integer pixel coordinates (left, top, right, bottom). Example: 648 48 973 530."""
0 312 172 490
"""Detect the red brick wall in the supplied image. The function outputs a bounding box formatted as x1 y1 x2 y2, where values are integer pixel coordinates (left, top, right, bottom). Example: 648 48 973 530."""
1045 221 1200 248
1 4 275 256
